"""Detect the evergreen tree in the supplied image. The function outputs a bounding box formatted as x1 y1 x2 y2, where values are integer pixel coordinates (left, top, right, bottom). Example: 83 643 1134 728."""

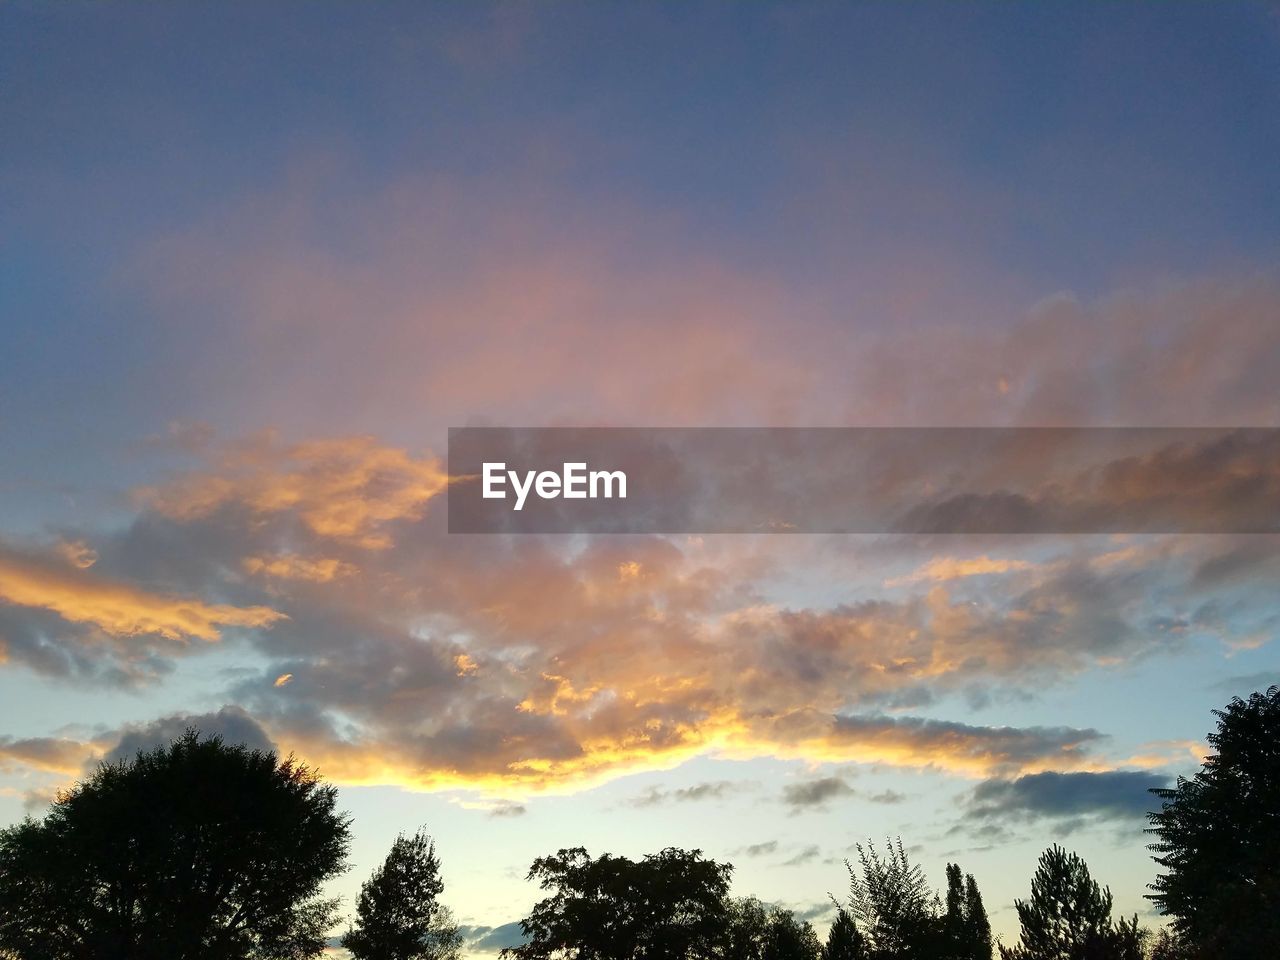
821 907 868 960
963 874 992 960
941 864 991 960
999 846 1143 960
343 829 462 960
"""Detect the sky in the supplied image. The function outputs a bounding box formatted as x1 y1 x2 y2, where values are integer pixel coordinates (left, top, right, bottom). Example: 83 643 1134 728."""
2 1 1280 953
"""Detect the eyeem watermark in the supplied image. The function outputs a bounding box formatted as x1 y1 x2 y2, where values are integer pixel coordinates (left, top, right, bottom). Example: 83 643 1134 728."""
449 426 1280 534
482 462 627 511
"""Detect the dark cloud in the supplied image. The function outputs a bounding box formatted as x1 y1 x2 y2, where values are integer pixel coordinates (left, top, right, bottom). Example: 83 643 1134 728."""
782 777 855 810
739 840 779 857
488 801 526 818
867 789 907 804
105 706 275 763
782 844 821 866
626 780 740 808
966 771 1170 825
462 921 528 951
1213 671 1280 695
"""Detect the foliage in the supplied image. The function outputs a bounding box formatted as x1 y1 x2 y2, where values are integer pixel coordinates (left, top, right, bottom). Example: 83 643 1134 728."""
762 909 820 960
844 838 938 958
0 730 349 960
343 828 462 960
942 864 992 960
999 846 1144 960
502 846 732 960
1146 685 1280 960
821 907 868 960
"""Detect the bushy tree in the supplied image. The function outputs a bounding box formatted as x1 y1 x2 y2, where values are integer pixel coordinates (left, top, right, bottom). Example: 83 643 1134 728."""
1145 929 1196 960
763 909 820 960
342 828 462 960
999 846 1144 960
0 730 349 960
503 846 732 960
821 907 868 960
1146 685 1280 959
725 897 772 960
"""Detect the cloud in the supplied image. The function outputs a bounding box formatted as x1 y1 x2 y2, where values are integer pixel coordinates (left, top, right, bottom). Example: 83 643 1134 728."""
626 780 740 808
0 541 283 643
782 777 855 810
487 801 527 818
739 840 779 857
463 921 528 952
138 434 447 550
965 770 1170 827
0 736 94 775
104 706 276 763
886 555 1034 587
782 844 822 866
243 554 355 583
1212 671 1280 694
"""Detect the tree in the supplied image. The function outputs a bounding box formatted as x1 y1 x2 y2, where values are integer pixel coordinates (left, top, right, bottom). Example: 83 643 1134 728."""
0 729 350 960
1145 929 1196 960
1146 685 1280 959
843 838 937 958
502 846 732 960
999 846 1144 960
725 897 772 960
763 909 820 960
343 829 462 960
941 864 992 960
821 907 868 960
963 876 991 960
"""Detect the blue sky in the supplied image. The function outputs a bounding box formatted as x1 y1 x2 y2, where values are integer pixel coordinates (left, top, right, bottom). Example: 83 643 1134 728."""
2 2 1280 953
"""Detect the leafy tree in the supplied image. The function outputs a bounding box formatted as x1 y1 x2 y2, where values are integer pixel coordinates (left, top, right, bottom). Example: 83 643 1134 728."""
502 846 732 960
821 907 868 960
763 909 820 960
1146 685 1280 959
1144 929 1196 960
843 838 937 958
725 897 772 960
342 828 462 960
999 846 1144 960
0 730 349 960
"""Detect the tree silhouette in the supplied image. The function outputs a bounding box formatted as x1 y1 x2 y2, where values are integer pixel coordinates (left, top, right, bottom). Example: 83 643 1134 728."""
342 828 462 960
725 897 771 959
999 846 1143 960
843 838 936 958
502 846 732 960
821 907 868 960
762 909 820 960
941 864 991 960
1146 685 1280 959
0 730 349 960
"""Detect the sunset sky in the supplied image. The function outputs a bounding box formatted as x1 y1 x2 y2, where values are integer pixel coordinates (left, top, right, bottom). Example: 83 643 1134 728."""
3 2 1280 953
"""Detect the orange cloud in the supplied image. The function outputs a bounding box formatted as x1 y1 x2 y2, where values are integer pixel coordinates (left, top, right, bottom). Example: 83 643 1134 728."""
886 555 1034 587
0 736 98 776
243 554 355 582
0 545 284 642
139 434 447 549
